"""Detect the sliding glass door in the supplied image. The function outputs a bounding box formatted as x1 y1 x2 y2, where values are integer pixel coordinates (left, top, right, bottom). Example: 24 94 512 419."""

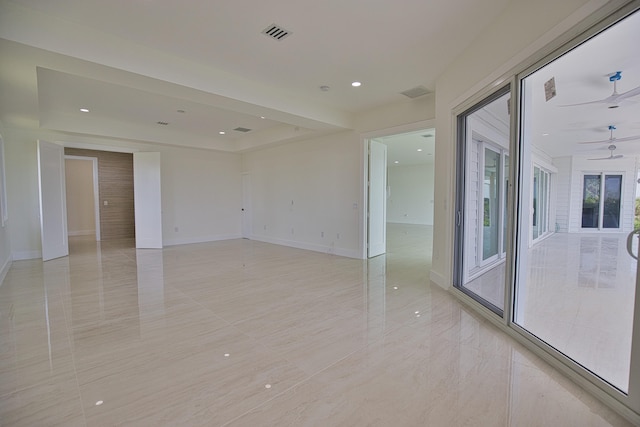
582 173 622 230
453 4 640 416
454 88 511 313
513 9 639 396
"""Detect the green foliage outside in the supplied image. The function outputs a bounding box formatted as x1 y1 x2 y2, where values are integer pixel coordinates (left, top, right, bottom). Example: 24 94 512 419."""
635 197 640 230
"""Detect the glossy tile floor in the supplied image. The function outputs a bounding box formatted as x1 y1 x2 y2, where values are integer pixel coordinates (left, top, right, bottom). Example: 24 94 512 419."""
0 224 634 426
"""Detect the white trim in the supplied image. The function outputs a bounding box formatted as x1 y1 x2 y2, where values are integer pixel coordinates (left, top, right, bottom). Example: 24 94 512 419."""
163 234 242 247
12 250 41 260
429 269 447 289
251 235 361 259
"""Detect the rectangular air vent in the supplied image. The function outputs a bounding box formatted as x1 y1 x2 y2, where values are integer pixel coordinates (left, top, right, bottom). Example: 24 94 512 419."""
400 86 431 99
156 121 169 125
234 127 252 133
262 24 292 41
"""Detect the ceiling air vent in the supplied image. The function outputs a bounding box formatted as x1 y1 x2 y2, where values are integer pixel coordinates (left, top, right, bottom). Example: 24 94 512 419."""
156 121 169 125
234 127 252 133
400 86 431 99
262 24 292 41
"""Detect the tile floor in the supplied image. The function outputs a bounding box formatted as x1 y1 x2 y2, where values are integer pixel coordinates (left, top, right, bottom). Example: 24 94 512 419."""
0 225 634 426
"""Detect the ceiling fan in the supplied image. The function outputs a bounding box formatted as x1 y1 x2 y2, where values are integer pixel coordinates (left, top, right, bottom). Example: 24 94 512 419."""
560 71 640 108
578 125 640 144
588 144 623 160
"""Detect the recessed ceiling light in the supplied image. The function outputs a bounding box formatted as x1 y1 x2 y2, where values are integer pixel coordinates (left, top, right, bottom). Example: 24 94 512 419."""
260 116 265 119
417 149 423 152
80 108 89 113
542 133 550 136
394 160 399 164
351 81 362 87
219 131 226 135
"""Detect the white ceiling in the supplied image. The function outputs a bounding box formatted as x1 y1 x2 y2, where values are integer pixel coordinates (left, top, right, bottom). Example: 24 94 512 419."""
377 130 435 167
0 0 511 151
0 1 638 160
526 10 640 159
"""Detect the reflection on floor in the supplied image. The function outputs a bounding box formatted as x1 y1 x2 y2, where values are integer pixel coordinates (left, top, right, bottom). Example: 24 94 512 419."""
0 231 633 426
515 232 636 392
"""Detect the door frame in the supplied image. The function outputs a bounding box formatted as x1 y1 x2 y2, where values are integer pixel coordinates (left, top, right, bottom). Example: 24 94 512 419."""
65 155 101 241
360 120 435 259
241 173 252 239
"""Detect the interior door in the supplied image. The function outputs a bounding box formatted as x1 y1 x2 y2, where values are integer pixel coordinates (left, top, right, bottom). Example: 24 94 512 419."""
133 152 163 249
37 140 69 261
242 173 252 238
368 140 387 258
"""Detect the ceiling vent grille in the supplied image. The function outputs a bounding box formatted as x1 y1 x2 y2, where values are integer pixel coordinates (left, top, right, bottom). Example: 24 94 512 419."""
234 127 252 133
156 121 169 125
262 24 292 41
400 86 431 99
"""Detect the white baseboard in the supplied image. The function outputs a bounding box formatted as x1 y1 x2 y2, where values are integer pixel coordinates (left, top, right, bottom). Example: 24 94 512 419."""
68 230 95 236
163 234 242 247
250 235 361 259
13 250 41 261
429 269 448 289
0 254 12 287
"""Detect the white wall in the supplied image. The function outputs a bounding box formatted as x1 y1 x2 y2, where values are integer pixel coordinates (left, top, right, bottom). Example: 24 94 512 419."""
430 0 606 288
243 131 362 258
161 146 242 246
4 128 41 260
2 127 242 258
553 156 573 232
387 163 434 225
65 158 96 236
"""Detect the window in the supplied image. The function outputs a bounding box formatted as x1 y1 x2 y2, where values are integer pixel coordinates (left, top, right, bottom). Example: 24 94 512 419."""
581 173 622 230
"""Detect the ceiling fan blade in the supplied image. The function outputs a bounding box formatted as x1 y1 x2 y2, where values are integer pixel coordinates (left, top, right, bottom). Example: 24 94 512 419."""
610 134 640 143
578 137 615 144
618 85 640 101
558 99 609 107
588 154 623 160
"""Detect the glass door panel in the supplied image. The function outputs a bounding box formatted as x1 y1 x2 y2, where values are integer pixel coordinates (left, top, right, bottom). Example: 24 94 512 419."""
454 88 511 314
582 175 601 229
515 11 639 394
603 175 622 229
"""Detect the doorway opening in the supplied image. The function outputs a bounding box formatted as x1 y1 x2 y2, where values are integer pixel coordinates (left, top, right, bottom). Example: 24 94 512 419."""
365 127 435 267
65 155 100 242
